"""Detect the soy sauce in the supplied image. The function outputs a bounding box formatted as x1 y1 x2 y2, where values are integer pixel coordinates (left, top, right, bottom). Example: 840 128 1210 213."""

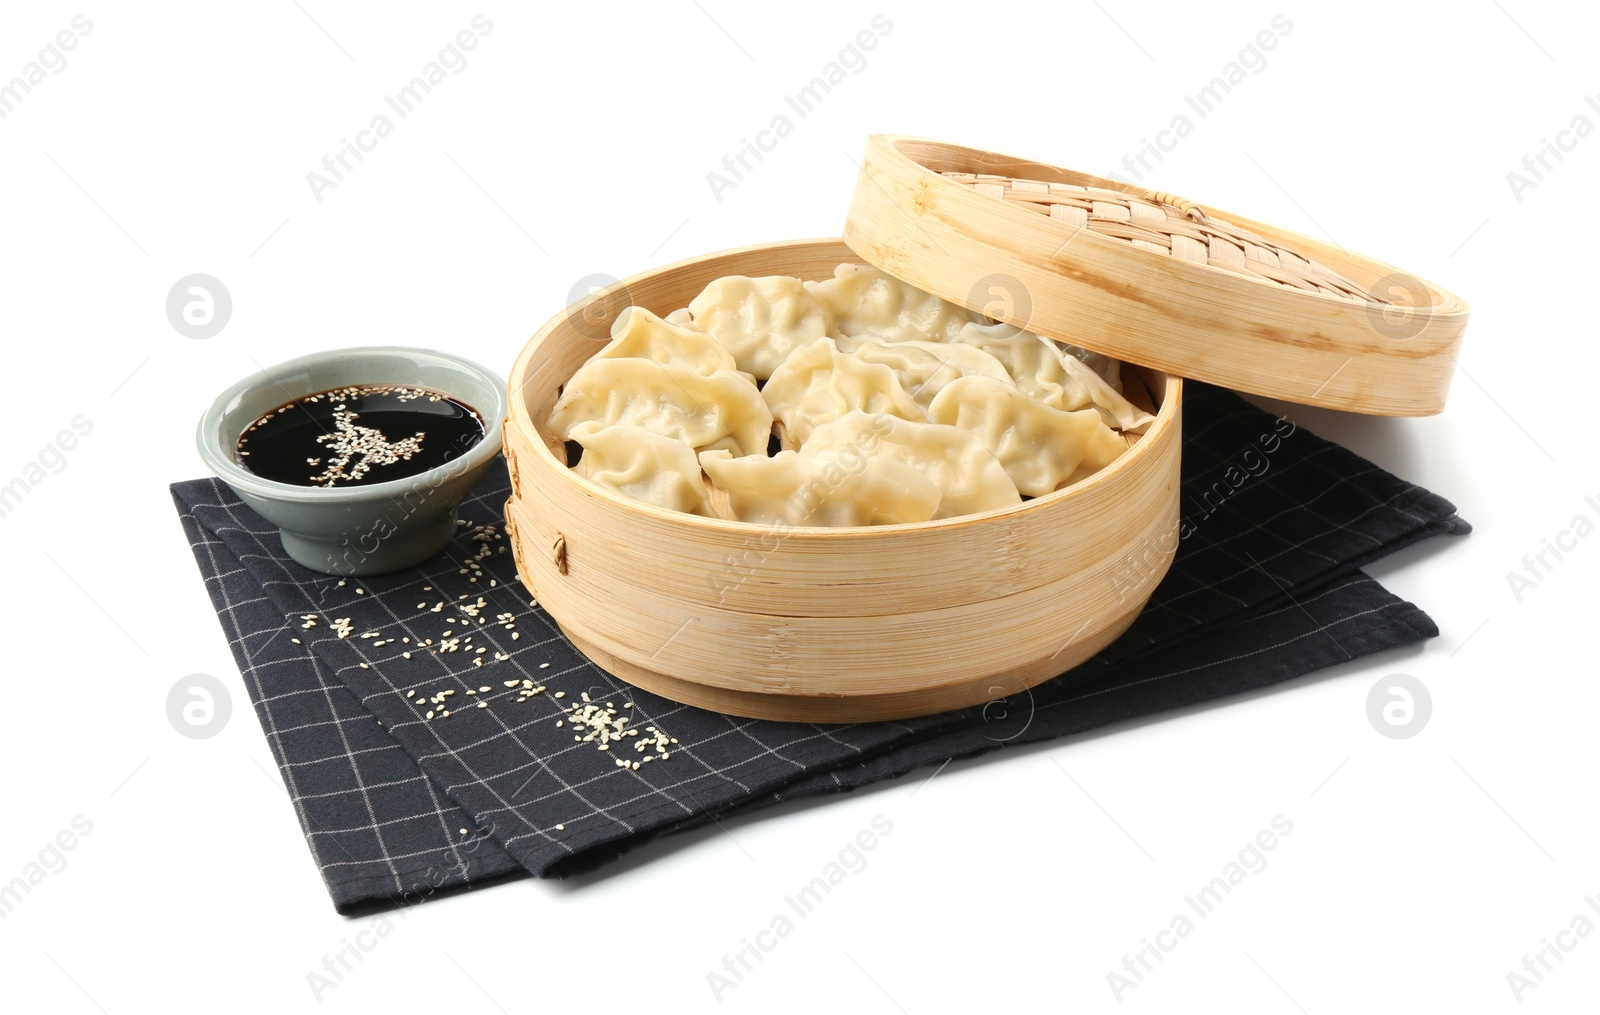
235 385 484 488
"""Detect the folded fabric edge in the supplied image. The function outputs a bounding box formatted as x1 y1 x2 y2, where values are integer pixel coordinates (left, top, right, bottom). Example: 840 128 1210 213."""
169 476 1461 903
172 488 531 912
533 588 1440 879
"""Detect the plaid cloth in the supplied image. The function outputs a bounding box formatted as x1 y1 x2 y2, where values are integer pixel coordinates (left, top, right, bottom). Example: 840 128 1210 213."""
172 383 1468 911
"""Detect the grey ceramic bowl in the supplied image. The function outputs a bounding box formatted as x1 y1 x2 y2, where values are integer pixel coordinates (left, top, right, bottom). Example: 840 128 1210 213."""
197 347 507 576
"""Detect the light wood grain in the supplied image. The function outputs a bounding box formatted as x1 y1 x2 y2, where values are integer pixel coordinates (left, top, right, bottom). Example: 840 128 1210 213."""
504 239 1182 722
843 135 1470 416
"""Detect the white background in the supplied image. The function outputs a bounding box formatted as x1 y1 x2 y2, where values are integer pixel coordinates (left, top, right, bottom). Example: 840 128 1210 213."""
1 1 1594 1011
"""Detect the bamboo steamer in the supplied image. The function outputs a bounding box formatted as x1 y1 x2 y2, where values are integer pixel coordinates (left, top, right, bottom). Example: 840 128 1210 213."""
504 239 1182 722
843 135 1470 416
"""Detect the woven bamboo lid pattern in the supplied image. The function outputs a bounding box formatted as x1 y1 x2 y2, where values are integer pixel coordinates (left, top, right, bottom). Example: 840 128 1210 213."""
843 136 1470 416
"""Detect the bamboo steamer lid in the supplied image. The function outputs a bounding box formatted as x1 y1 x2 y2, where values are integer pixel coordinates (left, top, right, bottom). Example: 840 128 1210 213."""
842 135 1469 416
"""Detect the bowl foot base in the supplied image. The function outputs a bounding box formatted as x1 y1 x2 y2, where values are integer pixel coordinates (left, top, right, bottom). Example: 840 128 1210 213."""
278 509 458 577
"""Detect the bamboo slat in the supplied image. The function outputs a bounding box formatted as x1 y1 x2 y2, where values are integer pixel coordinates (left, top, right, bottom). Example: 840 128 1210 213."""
504 239 1182 722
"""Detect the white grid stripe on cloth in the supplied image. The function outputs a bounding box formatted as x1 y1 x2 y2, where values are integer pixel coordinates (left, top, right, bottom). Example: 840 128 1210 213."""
174 382 1467 907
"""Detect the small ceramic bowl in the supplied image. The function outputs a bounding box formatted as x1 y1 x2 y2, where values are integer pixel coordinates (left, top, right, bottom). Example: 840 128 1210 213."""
197 347 507 576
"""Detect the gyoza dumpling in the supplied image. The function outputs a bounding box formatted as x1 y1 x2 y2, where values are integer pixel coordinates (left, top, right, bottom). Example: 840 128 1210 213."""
807 264 984 343
800 411 1021 519
663 307 695 327
1056 341 1123 391
699 449 940 527
570 421 712 516
957 323 1154 433
834 335 1015 412
686 275 836 380
761 338 926 445
547 359 772 456
927 376 1129 496
593 306 738 376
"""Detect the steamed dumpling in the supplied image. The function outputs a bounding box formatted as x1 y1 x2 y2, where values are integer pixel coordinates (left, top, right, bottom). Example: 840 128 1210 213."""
800 411 1021 519
687 275 836 380
927 376 1129 496
1057 341 1122 391
957 323 1153 433
761 338 925 445
593 307 738 376
700 448 940 527
570 421 712 515
833 335 1015 412
547 358 772 456
807 264 984 343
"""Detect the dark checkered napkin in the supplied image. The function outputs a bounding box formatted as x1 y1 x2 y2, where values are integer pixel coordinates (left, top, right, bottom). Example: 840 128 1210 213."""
173 383 1468 909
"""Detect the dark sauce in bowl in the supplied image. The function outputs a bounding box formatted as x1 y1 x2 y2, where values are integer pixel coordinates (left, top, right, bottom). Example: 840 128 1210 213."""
235 384 485 488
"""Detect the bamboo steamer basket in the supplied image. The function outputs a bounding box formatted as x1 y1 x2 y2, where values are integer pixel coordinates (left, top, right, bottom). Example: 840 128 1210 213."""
505 239 1182 722
844 135 1469 416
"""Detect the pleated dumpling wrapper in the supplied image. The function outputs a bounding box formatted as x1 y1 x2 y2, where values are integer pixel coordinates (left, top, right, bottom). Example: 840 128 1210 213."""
699 448 940 527
806 264 984 344
686 275 836 381
569 421 713 516
761 337 925 446
927 376 1130 496
800 411 1020 520
547 358 772 457
593 306 737 376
